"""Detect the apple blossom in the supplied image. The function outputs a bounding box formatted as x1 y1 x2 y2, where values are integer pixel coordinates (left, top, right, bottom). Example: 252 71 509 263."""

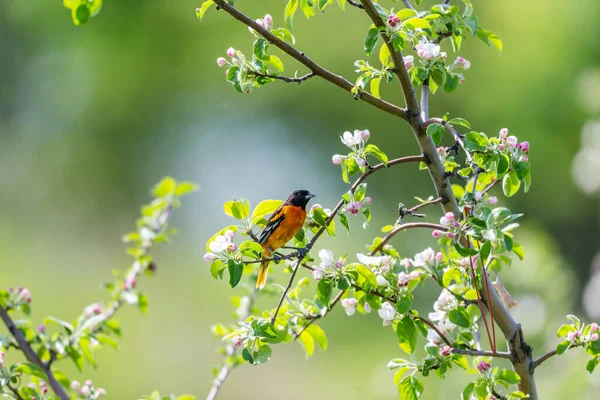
378 301 396 323
432 230 443 238
519 141 530 152
590 323 599 333
499 128 509 138
332 154 343 165
477 360 491 373
591 333 599 342
435 252 443 263
342 298 358 316
397 272 411 287
217 57 228 67
440 345 452 356
416 41 440 60
400 258 411 268
204 252 217 262
340 130 362 147
376 275 388 286
567 331 580 343
264 14 273 29
489 196 498 205
226 47 236 58
507 135 518 146
403 55 414 69
387 14 400 27
356 157 367 167
456 56 471 69
363 302 372 313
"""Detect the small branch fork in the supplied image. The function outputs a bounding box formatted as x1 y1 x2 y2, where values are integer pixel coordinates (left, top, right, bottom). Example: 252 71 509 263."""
248 71 316 84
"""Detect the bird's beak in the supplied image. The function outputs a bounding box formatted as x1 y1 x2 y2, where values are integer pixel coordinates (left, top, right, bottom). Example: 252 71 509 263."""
306 192 316 199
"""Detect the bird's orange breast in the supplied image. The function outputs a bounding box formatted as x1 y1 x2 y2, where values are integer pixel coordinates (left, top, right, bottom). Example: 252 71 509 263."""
262 206 306 253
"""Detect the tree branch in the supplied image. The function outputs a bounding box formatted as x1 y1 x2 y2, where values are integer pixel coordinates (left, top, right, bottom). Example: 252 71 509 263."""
248 71 316 84
212 0 407 121
292 290 345 340
0 306 69 400
370 222 448 255
401 0 416 11
421 78 429 120
347 0 365 9
270 259 302 324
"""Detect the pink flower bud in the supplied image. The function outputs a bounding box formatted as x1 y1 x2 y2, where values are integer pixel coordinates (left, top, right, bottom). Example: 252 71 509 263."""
42 386 48 394
507 136 518 146
489 196 498 205
225 230 235 240
456 56 471 69
435 252 443 263
440 216 451 226
522 155 529 162
332 154 343 165
432 230 442 238
71 381 81 390
476 360 491 373
364 197 373 204
446 232 453 238
81 386 91 396
459 75 465 84
591 333 599 342
227 243 237 252
335 260 344 269
203 252 217 262
498 144 505 151
28 383 36 389
452 221 460 228
444 212 455 221
388 14 401 27
85 380 93 387
590 323 599 333
403 55 414 69
567 331 580 342
361 129 370 140
356 158 367 167
400 258 411 268
0 359 3 367
499 128 508 138
397 272 411 287
255 18 265 28
92 304 101 314
409 271 422 280
364 302 372 313
232 336 244 346
264 14 273 29
217 57 228 67
312 269 324 280
226 47 237 58
97 388 107 396
520 141 530 152
440 345 452 356
38 324 46 334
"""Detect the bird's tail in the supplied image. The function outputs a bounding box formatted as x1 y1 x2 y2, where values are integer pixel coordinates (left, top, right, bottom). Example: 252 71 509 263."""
256 253 270 289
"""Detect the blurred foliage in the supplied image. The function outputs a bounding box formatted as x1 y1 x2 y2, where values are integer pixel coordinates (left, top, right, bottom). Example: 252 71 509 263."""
0 0 599 398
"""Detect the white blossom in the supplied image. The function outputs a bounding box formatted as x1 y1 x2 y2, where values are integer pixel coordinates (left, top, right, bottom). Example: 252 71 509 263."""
416 41 440 60
411 248 435 267
209 234 232 253
341 130 362 147
378 301 396 324
342 298 358 316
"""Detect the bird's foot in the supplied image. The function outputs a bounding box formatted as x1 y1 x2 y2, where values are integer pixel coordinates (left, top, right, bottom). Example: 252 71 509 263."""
273 254 282 264
295 247 309 259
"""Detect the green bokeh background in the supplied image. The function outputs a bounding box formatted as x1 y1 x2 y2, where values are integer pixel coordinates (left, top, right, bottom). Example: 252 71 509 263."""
1 0 599 398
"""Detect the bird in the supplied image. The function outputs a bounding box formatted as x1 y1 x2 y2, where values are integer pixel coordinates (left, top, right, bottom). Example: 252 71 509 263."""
256 189 315 289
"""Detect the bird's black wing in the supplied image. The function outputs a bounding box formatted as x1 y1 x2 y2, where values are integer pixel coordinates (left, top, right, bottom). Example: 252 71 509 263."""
258 204 286 245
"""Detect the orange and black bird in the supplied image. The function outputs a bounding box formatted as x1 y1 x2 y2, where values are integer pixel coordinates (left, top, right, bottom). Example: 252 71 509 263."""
256 189 315 289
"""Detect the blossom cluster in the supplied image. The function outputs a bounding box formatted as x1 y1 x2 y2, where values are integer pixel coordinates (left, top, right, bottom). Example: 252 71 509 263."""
493 128 530 162
567 322 599 344
332 129 371 167
7 286 32 304
204 230 237 262
311 249 344 281
217 47 239 68
428 289 459 346
343 196 372 215
71 380 107 398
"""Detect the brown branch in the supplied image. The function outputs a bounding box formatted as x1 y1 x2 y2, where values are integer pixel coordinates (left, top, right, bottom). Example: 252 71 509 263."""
369 222 448 255
212 0 407 121
270 259 302 324
409 197 442 213
0 306 69 400
248 71 316 84
347 0 365 9
421 78 430 120
401 0 416 11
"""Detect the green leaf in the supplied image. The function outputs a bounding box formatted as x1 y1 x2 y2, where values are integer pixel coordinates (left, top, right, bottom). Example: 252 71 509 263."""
74 4 90 25
452 354 469 370
251 199 284 225
306 324 328 350
512 242 524 260
175 181 198 196
464 131 489 152
508 391 528 399
177 396 196 400
284 0 299 30
557 324 576 337
356 265 378 287
556 340 570 355
298 330 315 358
228 259 243 288
195 1 214 21
153 177 176 197
14 363 48 380
449 118 471 129
476 28 503 53
463 16 478 35
396 9 417 20
502 170 521 197
454 243 478 257
497 153 510 177
96 334 120 350
354 183 368 202
513 161 531 180
317 279 333 305
370 77 381 98
586 358 598 374
448 307 470 328
262 55 284 72
426 123 445 146
300 0 315 18
495 369 521 385
396 296 412 314
138 293 149 314
224 199 251 219
444 73 460 93
479 240 491 260
396 315 417 354
442 267 462 288
379 44 391 67
365 144 388 165
364 26 379 56
401 18 431 30
252 344 272 364
66 345 84 371
339 213 350 232
398 375 424 400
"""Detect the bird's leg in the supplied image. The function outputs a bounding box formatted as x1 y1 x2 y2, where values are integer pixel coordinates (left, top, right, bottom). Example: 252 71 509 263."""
295 247 309 259
273 254 282 264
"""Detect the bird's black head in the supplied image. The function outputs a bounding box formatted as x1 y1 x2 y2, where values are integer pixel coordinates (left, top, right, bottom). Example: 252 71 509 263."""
286 189 316 209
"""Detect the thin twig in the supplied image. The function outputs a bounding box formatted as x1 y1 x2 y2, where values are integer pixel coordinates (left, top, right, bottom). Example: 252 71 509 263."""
0 306 69 400
401 0 416 11
212 0 408 120
347 0 365 9
369 222 448 255
248 71 316 84
270 259 302 324
408 197 443 213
